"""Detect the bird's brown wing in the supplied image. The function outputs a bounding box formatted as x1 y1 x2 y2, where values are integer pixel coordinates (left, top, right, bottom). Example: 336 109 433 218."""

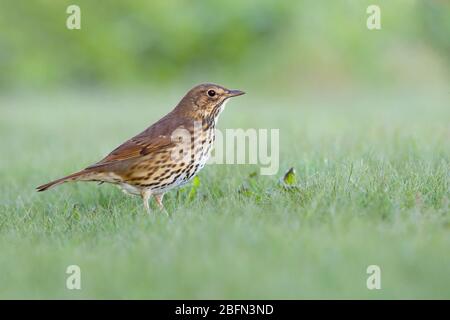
85 114 192 171
85 135 175 170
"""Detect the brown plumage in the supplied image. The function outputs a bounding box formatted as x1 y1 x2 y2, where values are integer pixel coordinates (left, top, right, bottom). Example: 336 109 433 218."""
37 83 245 213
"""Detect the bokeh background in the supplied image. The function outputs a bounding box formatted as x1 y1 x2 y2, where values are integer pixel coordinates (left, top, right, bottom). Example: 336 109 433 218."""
0 0 449 90
0 0 449 299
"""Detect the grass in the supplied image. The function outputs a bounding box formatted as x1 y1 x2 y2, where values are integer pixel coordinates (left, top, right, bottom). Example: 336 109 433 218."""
0 86 449 299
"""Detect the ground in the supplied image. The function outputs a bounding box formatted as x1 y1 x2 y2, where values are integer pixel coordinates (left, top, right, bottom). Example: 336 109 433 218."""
0 86 449 298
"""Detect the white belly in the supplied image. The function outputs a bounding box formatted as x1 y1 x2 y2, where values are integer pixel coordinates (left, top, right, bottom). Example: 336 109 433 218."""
118 183 141 195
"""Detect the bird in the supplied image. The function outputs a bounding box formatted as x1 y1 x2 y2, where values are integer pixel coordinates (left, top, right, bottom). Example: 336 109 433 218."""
37 83 245 213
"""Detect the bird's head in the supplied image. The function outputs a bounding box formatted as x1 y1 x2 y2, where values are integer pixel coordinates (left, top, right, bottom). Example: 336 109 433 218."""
175 83 245 121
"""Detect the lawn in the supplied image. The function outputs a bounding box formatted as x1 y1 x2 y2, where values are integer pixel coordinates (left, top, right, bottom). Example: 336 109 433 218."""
0 86 449 299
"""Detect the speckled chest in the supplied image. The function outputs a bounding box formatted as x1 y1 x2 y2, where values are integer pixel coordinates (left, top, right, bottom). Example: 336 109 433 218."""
120 124 216 195
169 124 216 187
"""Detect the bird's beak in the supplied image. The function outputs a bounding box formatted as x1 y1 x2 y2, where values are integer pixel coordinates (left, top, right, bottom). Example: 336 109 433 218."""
227 89 245 97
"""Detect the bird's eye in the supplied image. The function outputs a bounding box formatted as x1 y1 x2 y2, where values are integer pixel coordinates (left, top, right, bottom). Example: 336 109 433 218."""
207 89 216 97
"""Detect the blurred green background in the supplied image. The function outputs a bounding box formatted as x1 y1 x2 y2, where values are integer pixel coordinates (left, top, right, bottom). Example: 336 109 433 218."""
0 0 449 299
0 0 449 90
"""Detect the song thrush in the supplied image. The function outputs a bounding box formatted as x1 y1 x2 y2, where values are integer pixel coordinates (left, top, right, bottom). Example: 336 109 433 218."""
37 83 245 213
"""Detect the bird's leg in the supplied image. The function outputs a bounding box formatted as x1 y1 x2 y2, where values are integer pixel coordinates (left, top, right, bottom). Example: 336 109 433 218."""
141 190 152 214
154 193 165 210
154 193 168 216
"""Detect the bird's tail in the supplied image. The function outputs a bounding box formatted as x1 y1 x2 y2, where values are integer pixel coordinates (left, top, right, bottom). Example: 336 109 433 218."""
36 170 94 192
